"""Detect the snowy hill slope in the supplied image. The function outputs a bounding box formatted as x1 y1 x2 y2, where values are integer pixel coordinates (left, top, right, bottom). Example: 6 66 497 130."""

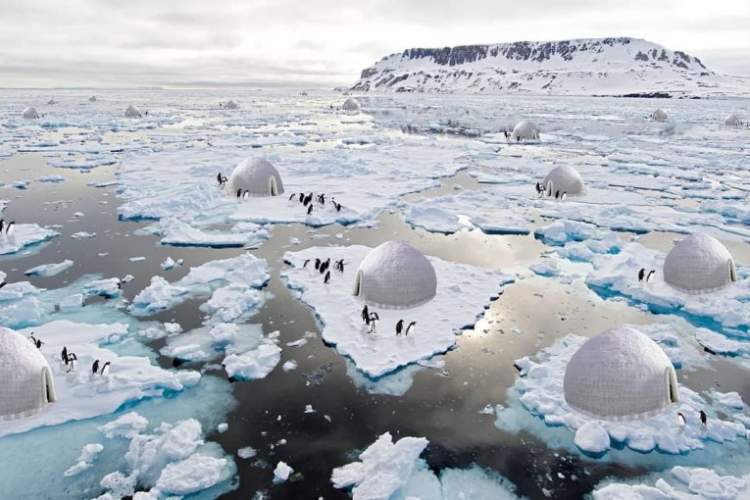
351 37 749 96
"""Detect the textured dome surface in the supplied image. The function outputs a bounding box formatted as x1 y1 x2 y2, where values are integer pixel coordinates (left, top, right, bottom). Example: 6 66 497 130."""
353 241 437 309
342 98 360 112
563 326 678 420
724 113 741 127
22 107 39 119
125 105 142 118
542 165 585 196
224 100 239 109
510 119 540 141
664 233 736 293
651 108 668 121
0 328 56 420
228 157 284 197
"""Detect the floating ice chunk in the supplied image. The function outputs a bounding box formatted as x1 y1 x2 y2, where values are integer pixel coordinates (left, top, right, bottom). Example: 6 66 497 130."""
710 390 745 410
99 412 149 439
71 231 96 239
199 283 265 323
0 224 58 255
405 205 461 234
574 422 610 454
593 466 750 499
100 471 137 499
130 253 269 316
64 443 104 477
129 256 146 262
24 259 74 277
304 404 315 414
331 432 428 498
237 446 257 459
84 277 121 298
38 175 65 183
283 245 512 377
282 360 298 371
150 218 269 248
217 423 228 433
160 257 182 270
155 453 230 495
12 180 30 189
273 461 294 483
223 343 281 380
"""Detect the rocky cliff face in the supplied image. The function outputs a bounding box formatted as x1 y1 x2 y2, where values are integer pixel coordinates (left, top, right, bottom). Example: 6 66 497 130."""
351 38 745 96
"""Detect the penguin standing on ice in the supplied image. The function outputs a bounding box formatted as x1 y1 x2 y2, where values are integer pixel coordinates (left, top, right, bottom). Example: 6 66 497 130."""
289 193 297 200
314 258 321 270
0 219 4 233
62 347 68 364
395 319 404 336
92 359 100 375
5 221 14 236
100 361 111 375
303 259 310 268
646 270 655 282
361 305 369 324
307 204 313 215
677 412 686 429
638 268 645 282
699 410 707 427
324 270 330 284
236 188 242 199
405 321 416 336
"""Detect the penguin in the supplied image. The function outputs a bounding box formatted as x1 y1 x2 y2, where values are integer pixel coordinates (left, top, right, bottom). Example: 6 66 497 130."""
555 190 560 200
289 193 297 200
62 346 68 364
243 190 250 200
638 268 645 282
0 219 4 233
100 361 111 375
92 359 100 375
561 192 567 201
298 193 305 203
5 221 14 235
646 270 655 282
307 204 313 215
361 305 369 324
236 188 242 199
324 271 330 284
677 412 686 429
302 259 310 268
405 321 416 336
314 258 321 270
0 280 6 289
216 173 223 186
395 319 404 336
535 182 542 196
699 410 707 427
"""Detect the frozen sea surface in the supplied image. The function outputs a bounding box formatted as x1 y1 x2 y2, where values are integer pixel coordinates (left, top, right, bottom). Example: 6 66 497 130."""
0 89 748 499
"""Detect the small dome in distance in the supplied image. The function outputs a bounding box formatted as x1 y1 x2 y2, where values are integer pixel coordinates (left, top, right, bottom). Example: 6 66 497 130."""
724 113 741 127
563 326 678 421
89 96 97 102
542 165 585 196
651 109 668 122
342 98 360 112
0 327 57 420
228 157 284 197
22 107 40 119
663 233 736 293
353 240 437 309
125 105 142 118
223 100 239 110
510 120 540 142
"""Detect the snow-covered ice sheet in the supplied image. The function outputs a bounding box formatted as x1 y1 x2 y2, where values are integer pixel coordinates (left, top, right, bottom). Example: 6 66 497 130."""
24 259 74 277
0 224 58 256
1 321 200 438
593 466 750 499
282 245 513 377
496 330 748 458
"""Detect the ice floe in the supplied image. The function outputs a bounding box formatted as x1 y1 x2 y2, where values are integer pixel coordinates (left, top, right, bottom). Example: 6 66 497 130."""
282 244 512 377
24 259 74 277
594 466 750 499
0 223 58 255
496 330 748 457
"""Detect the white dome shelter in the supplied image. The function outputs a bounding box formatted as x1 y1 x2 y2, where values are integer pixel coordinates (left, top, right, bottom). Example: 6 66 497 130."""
22 107 39 119
0 328 57 421
663 233 737 293
542 165 585 196
563 326 678 421
510 120 540 142
724 113 741 127
223 100 239 110
228 157 284 197
352 240 437 309
125 105 142 118
89 96 97 102
651 109 668 122
342 98 360 112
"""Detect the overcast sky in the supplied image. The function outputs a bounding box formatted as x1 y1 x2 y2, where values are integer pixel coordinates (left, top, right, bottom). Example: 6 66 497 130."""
1 0 748 88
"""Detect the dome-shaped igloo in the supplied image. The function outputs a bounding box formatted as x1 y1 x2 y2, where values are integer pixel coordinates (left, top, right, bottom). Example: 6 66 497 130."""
651 109 668 122
125 105 142 118
724 113 741 127
353 241 437 309
223 100 239 110
342 98 360 112
22 107 39 119
542 165 585 196
89 96 97 102
563 326 678 421
663 233 736 293
510 120 540 142
0 328 57 421
228 157 284 197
